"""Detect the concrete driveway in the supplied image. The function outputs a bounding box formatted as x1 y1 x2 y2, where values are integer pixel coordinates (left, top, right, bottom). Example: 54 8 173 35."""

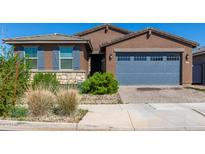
79 103 205 130
119 86 205 103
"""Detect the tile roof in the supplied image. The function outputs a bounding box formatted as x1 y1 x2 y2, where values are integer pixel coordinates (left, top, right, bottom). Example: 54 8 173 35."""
100 28 199 48
3 33 93 50
74 24 131 36
3 33 87 41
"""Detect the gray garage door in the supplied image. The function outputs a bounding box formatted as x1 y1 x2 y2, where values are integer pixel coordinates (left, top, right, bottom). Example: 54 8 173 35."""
116 52 181 85
193 64 202 84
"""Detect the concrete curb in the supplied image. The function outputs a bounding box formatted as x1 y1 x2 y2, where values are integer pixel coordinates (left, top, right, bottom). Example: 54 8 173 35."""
0 120 77 131
1 119 205 131
0 120 134 131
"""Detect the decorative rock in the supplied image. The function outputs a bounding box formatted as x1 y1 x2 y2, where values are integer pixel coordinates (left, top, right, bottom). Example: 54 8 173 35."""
30 71 86 84
80 93 122 104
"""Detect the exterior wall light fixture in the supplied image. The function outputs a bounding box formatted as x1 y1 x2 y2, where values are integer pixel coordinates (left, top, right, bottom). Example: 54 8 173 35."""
109 53 113 60
185 54 189 61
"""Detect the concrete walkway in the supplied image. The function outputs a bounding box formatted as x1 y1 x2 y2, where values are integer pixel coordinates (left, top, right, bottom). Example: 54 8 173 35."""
1 103 205 130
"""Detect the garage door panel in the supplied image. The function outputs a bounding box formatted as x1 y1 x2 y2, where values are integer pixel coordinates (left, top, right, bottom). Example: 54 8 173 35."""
116 52 180 85
117 73 179 85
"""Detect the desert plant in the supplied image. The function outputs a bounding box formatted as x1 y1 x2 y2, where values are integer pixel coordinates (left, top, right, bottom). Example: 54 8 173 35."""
24 87 55 116
32 73 60 93
11 105 28 118
0 48 30 117
56 89 80 116
81 72 119 95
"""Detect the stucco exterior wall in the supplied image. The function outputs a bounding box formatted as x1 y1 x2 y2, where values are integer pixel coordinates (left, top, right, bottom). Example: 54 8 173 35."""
80 28 127 51
79 44 89 74
104 32 193 85
43 44 56 70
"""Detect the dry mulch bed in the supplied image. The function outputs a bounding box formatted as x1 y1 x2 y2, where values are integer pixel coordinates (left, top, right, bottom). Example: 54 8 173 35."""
80 93 122 104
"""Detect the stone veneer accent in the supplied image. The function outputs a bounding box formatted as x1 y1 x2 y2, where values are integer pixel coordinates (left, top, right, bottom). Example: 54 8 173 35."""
30 70 86 84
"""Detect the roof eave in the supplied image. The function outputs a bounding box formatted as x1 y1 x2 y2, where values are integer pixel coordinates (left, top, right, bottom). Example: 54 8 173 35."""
100 28 199 48
3 40 89 44
193 51 205 56
74 24 131 36
150 28 199 48
3 40 93 50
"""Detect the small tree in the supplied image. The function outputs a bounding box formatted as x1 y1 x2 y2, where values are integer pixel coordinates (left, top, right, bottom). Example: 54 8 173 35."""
0 46 30 117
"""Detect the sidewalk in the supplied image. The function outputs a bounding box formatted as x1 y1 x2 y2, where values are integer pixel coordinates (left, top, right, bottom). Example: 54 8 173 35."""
79 104 205 130
1 103 205 130
78 104 134 130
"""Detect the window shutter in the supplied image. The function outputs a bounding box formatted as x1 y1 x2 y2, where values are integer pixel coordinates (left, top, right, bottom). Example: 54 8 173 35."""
52 46 59 70
73 46 80 70
37 46 44 70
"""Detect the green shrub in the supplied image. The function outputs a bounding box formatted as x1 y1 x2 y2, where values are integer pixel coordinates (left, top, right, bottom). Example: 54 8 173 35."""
32 73 60 92
24 87 55 116
60 83 80 90
56 89 80 116
11 106 28 118
0 49 30 117
81 72 119 95
52 105 62 115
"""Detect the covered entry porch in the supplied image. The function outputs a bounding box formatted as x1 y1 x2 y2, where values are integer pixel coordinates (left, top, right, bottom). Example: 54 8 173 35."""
90 52 105 75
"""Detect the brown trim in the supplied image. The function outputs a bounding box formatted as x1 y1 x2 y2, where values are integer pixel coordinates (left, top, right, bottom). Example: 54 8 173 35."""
114 48 185 52
3 33 93 51
4 40 89 44
101 28 199 48
74 24 131 36
30 70 86 73
4 40 93 51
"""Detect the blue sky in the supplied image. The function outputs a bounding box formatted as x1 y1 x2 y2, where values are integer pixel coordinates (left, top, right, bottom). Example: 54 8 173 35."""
0 23 205 47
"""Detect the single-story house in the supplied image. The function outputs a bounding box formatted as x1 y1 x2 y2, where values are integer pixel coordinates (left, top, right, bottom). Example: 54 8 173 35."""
193 47 205 84
3 24 199 85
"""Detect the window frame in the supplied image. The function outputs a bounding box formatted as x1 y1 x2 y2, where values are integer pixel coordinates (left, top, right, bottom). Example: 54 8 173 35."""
23 45 38 70
59 46 74 70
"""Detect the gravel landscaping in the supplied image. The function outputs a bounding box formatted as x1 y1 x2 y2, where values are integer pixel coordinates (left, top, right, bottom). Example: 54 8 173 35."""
80 93 122 104
1 108 88 123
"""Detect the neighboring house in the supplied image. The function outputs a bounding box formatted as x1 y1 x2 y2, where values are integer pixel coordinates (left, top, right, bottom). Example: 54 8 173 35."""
3 24 198 85
193 47 205 84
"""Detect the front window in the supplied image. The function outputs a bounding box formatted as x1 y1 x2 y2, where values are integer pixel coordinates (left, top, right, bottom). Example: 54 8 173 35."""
60 46 73 69
24 47 38 69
